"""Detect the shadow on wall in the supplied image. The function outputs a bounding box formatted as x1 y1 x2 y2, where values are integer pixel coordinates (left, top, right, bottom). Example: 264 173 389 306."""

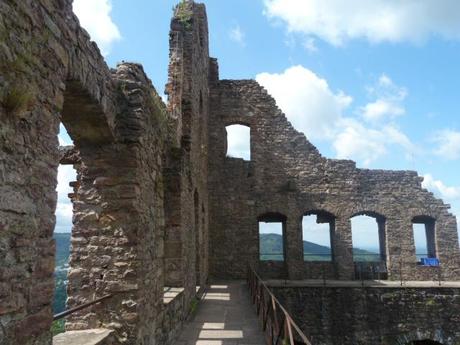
408 341 444 345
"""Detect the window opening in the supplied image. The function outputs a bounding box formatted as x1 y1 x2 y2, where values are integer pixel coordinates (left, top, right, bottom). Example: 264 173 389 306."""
258 213 287 261
302 212 334 261
226 124 250 160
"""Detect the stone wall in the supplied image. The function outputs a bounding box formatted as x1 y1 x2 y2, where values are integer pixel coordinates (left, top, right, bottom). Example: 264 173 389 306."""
208 79 460 281
0 0 118 343
272 286 460 345
0 1 208 344
164 0 210 304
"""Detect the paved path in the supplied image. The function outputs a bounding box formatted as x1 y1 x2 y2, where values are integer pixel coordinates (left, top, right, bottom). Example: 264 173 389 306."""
176 281 265 345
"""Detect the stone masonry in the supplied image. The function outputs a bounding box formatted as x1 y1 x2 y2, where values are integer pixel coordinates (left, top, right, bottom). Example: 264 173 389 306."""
0 1 459 345
273 285 460 345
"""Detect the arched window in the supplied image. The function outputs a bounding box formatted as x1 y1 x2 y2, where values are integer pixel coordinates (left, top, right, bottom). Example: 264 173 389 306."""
412 216 437 260
351 213 386 262
302 211 335 261
226 124 250 160
258 213 287 261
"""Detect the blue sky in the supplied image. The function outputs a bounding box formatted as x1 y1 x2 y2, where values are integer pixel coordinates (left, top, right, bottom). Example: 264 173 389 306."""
58 0 460 253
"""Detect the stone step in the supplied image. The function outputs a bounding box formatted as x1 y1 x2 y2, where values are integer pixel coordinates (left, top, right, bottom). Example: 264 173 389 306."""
53 329 114 345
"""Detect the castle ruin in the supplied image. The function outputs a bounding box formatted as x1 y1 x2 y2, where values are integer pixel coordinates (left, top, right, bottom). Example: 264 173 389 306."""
1 1 460 344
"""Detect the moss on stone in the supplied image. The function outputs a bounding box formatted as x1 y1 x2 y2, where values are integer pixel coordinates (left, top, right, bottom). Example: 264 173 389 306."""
1 85 34 116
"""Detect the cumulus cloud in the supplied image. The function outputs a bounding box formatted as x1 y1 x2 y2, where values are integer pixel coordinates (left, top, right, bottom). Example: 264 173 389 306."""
55 162 76 233
256 65 415 166
264 0 460 46
361 74 407 121
432 129 460 160
229 25 246 46
226 124 251 160
73 0 121 56
422 174 460 200
256 65 352 140
333 120 415 166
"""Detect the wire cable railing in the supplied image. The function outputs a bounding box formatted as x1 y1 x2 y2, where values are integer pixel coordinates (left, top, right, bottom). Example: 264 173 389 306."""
247 266 312 345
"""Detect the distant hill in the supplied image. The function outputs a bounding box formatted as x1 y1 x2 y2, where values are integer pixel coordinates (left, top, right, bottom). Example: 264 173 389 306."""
53 232 70 314
54 232 71 267
260 233 378 261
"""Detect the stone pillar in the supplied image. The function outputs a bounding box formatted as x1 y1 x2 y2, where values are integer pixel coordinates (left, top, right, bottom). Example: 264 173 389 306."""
285 217 304 280
333 217 354 279
377 217 387 261
385 217 412 281
426 219 436 258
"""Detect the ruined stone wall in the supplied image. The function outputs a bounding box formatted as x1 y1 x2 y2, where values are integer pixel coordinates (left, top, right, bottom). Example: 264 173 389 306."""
65 63 171 345
0 1 183 344
164 1 210 307
0 1 119 343
208 79 460 281
272 286 460 345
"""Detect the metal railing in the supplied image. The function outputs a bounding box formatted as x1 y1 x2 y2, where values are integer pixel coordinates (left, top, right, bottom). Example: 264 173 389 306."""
53 294 113 321
247 266 312 345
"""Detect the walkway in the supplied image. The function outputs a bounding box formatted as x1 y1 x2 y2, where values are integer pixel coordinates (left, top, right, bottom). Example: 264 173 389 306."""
176 281 265 345
266 279 460 288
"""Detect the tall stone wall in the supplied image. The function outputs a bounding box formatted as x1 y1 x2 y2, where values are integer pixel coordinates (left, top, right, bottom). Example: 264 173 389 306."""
272 286 460 345
164 1 210 304
64 63 171 345
0 0 207 344
0 0 119 343
208 79 460 281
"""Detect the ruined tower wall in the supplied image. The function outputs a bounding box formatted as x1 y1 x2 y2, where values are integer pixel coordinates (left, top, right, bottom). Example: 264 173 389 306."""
0 1 120 343
208 79 460 281
0 1 175 344
165 1 210 305
65 64 171 345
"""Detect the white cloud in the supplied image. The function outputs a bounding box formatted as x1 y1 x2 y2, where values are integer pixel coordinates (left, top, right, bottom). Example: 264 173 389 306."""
264 0 460 46
256 65 352 141
57 165 76 195
256 65 416 166
361 99 405 121
333 120 415 166
303 37 318 53
229 25 246 46
226 124 251 160
361 74 407 122
333 120 388 166
56 202 73 221
55 165 77 233
422 174 460 200
73 0 121 56
432 129 460 160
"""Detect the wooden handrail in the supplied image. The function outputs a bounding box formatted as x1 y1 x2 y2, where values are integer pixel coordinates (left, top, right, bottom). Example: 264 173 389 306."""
247 266 312 345
53 294 113 321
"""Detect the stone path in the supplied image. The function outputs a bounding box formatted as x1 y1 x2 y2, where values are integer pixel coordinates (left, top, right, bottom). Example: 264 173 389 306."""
176 281 266 345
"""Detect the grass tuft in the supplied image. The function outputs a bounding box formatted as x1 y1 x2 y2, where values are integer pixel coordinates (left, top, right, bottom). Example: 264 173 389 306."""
1 85 33 116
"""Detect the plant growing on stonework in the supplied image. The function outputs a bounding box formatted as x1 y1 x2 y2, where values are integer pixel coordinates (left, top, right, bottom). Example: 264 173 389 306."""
189 297 199 314
0 85 34 116
51 320 65 336
176 0 193 29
